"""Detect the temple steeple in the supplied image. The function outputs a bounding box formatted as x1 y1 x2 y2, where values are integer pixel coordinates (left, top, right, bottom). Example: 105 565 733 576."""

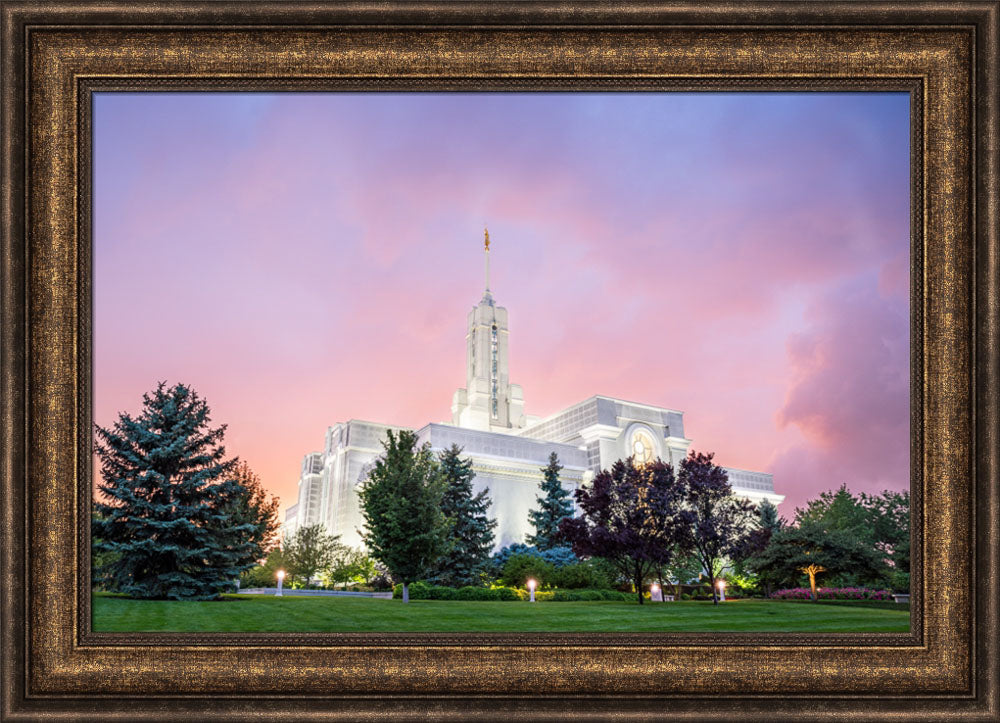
482 226 493 304
451 229 526 431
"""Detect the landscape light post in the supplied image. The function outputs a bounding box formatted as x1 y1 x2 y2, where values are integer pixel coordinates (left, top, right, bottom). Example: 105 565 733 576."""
527 578 536 603
718 579 726 602
276 569 285 597
650 583 661 602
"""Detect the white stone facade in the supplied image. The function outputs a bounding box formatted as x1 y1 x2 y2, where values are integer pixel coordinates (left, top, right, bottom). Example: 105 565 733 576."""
283 236 784 547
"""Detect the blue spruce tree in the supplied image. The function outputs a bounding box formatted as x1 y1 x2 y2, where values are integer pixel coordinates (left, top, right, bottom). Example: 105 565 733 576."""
430 444 496 587
526 452 574 550
92 382 257 600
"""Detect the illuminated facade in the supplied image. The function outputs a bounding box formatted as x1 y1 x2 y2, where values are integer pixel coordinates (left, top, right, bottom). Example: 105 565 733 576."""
283 231 784 547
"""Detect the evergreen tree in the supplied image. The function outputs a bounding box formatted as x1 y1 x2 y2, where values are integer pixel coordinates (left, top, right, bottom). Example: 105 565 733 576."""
757 499 783 533
92 382 256 600
429 444 497 587
738 498 784 596
226 460 281 567
358 429 450 602
526 452 574 550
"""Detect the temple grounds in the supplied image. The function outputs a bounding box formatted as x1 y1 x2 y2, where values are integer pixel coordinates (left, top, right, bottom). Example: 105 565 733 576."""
92 593 909 633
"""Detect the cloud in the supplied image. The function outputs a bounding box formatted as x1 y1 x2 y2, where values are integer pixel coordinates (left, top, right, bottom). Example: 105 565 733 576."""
92 93 911 518
770 273 909 513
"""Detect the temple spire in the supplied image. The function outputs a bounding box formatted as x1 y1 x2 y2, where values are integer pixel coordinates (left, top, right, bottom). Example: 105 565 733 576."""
484 226 491 293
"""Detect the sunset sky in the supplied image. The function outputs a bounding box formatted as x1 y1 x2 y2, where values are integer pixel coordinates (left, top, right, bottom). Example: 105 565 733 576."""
93 92 910 519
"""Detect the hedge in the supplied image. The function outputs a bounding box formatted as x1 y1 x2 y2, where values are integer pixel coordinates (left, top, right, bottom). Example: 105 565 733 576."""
392 583 631 602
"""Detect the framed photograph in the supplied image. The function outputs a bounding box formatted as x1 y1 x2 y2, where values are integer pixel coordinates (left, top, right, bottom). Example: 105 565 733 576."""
2 2 997 720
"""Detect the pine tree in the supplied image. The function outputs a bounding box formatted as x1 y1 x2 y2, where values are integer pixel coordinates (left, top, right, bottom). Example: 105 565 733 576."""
92 382 257 600
358 429 450 602
757 499 782 532
227 460 281 566
429 444 497 587
526 452 574 550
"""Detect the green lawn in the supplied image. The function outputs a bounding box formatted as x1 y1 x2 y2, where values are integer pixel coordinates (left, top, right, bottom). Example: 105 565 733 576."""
92 593 910 633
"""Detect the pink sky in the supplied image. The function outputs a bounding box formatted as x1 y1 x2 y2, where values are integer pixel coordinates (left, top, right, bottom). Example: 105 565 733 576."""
93 93 910 519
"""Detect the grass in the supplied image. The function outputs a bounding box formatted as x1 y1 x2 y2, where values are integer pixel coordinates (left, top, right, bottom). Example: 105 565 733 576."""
774 598 911 612
92 593 910 633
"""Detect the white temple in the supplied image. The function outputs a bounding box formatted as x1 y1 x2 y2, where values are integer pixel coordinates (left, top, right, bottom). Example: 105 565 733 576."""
283 230 784 548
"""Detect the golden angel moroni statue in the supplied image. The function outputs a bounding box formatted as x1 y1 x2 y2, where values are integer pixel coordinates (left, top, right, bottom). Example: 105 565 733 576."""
484 227 490 251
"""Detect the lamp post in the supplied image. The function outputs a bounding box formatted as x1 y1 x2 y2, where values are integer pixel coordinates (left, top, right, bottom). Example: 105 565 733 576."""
650 583 661 602
527 578 536 603
717 579 726 602
276 569 285 597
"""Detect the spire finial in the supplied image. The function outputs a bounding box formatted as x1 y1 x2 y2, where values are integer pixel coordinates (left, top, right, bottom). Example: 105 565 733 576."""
483 226 492 297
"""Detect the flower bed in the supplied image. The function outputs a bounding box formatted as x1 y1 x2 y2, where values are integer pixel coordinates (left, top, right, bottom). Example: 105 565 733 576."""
770 587 894 601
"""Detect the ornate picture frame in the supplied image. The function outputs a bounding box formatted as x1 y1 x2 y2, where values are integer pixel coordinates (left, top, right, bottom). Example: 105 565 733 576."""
2 2 997 719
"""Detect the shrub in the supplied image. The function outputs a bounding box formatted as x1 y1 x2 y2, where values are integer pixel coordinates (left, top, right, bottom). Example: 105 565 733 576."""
391 583 524 601
889 570 910 594
552 561 612 590
513 588 553 601
548 588 631 602
551 589 599 602
240 565 275 589
432 586 458 600
491 543 578 571
493 586 521 601
392 581 434 599
501 553 557 589
455 585 519 601
386 583 641 602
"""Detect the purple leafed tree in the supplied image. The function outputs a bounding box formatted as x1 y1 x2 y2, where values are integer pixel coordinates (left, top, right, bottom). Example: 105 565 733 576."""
680 451 759 605
559 457 687 604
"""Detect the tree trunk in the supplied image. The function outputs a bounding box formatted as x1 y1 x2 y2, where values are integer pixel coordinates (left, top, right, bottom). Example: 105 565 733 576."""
635 572 644 605
402 582 409 603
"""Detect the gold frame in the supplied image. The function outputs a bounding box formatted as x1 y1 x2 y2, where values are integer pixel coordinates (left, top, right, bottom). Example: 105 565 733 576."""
2 2 997 719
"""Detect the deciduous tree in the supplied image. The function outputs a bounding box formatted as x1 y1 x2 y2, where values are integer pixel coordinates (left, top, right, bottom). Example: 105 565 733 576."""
679 451 759 605
559 457 687 604
284 524 344 585
746 519 887 591
358 429 450 602
859 489 910 589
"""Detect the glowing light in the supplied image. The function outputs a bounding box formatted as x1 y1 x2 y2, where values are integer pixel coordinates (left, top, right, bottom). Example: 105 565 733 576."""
277 570 286 580
527 579 536 590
